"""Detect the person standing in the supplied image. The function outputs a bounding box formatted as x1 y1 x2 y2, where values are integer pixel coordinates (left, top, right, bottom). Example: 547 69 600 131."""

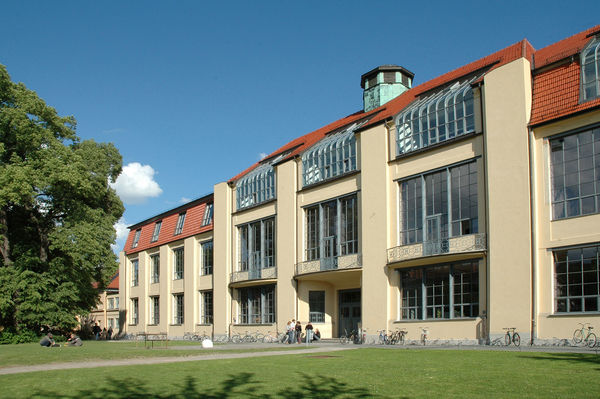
286 321 293 344
107 326 113 340
290 319 296 343
305 321 314 343
295 321 302 344
92 322 101 340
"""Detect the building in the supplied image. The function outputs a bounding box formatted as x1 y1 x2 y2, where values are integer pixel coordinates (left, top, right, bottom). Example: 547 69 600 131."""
119 25 600 344
89 273 120 334
119 195 214 338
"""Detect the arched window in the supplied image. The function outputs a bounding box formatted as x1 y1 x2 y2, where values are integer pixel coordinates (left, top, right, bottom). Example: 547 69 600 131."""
302 121 364 187
581 36 600 102
395 76 479 156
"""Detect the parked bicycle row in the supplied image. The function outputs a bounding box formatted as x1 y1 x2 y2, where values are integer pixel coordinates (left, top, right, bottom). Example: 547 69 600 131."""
180 322 598 347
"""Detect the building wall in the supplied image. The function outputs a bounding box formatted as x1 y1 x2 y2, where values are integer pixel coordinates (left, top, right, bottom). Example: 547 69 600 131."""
532 109 600 341
482 57 533 340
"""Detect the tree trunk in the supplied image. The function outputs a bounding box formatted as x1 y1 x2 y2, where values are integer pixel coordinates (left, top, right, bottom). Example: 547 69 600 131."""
0 207 11 266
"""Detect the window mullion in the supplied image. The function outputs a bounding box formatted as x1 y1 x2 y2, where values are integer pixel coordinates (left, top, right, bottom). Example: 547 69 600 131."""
421 272 427 320
449 266 454 319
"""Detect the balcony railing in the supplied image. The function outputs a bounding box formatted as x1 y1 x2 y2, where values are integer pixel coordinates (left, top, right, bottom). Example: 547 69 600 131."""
387 233 486 264
230 266 277 283
295 253 362 276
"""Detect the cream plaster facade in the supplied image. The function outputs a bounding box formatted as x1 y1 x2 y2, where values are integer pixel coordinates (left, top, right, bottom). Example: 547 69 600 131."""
118 28 600 345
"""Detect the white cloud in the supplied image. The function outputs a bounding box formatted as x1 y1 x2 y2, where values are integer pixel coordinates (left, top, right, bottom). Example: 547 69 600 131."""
259 152 268 160
110 162 163 204
111 217 129 253
180 197 192 204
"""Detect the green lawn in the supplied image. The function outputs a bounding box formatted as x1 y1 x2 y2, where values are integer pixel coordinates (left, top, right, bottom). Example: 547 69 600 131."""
0 348 598 398
0 340 303 367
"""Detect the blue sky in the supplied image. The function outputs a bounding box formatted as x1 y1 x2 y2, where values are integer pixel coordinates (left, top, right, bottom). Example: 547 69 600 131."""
1 1 598 251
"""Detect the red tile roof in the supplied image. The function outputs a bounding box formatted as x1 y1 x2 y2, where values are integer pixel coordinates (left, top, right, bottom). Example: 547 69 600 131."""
106 273 119 290
230 40 534 183
530 25 600 126
123 197 213 255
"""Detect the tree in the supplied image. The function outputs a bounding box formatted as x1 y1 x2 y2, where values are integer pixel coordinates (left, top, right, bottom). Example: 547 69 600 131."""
0 64 124 334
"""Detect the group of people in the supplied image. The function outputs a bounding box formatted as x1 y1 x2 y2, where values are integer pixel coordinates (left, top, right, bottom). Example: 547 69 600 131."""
39 332 83 347
92 322 113 340
285 319 321 344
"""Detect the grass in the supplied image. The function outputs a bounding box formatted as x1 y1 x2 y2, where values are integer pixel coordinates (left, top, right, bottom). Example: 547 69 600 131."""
0 347 599 398
0 340 305 367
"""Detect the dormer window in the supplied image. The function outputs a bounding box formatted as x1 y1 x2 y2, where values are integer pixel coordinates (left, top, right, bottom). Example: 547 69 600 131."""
581 36 600 102
151 221 161 242
396 75 478 156
174 212 186 235
201 203 213 226
131 229 141 248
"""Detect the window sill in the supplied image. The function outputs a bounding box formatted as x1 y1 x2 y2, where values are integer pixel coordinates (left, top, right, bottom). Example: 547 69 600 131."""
393 317 479 323
147 324 159 326
299 170 361 192
548 312 600 318
196 323 213 326
232 198 277 215
170 324 183 326
128 323 139 326
391 131 480 162
233 323 275 327
551 212 600 223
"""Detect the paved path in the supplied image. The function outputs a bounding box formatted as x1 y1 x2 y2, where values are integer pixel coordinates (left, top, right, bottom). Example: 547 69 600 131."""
1 342 597 376
0 344 352 376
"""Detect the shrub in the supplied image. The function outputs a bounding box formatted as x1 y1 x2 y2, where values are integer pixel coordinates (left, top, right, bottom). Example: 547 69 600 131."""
0 329 38 344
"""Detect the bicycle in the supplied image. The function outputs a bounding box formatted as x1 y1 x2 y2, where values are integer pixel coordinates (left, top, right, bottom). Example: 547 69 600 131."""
420 327 429 345
573 323 597 348
378 329 389 345
340 329 361 344
503 327 521 347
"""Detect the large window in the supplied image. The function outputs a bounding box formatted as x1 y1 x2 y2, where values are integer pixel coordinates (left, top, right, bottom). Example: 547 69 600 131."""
173 247 184 280
238 285 275 324
550 126 600 220
399 261 479 320
150 254 160 283
151 221 162 242
554 244 600 313
173 294 184 324
200 291 213 324
396 76 477 156
399 160 478 248
201 241 213 276
581 36 600 102
305 194 358 263
238 218 275 272
302 121 362 187
130 298 139 325
131 259 139 286
174 213 186 235
150 296 159 325
236 163 276 210
309 291 325 323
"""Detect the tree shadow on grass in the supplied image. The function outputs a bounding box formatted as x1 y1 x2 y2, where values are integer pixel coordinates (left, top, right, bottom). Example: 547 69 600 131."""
32 372 396 399
518 352 600 370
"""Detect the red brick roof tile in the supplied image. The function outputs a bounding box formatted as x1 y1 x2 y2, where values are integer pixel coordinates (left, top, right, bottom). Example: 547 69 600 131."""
530 25 600 126
123 198 213 255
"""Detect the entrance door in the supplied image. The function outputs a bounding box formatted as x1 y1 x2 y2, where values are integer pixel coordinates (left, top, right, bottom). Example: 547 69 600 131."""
338 289 361 337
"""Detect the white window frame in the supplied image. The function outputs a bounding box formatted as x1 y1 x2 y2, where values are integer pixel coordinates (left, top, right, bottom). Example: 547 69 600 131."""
173 293 184 325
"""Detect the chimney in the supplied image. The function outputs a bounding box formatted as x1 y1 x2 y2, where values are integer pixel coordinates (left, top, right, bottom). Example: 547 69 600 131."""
361 65 414 112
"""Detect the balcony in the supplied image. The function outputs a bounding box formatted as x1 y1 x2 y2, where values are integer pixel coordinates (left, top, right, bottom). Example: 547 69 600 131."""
230 266 277 283
387 233 486 264
295 253 362 276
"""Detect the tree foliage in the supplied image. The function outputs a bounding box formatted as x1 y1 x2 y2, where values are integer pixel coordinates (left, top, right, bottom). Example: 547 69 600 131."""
0 64 124 333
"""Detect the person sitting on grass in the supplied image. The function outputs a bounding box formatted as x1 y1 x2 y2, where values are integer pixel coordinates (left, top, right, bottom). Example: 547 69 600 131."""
66 333 83 346
40 333 59 347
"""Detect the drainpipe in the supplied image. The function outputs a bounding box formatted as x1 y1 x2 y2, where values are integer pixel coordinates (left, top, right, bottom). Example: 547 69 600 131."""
477 81 491 344
528 127 537 345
